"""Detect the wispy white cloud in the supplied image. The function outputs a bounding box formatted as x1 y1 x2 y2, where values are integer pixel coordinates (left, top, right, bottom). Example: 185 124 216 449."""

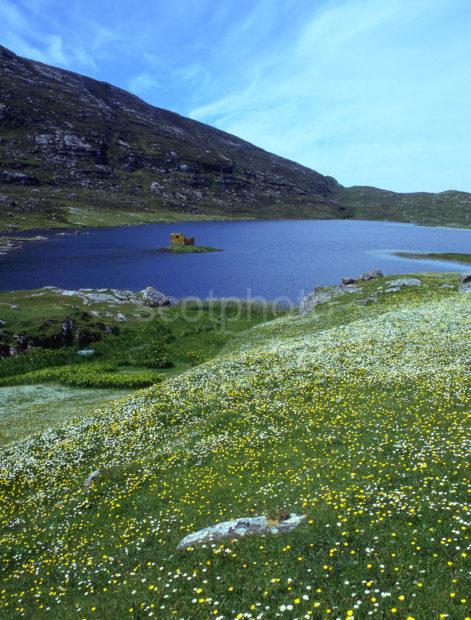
128 72 160 96
0 0 108 69
189 0 471 192
1 0 470 192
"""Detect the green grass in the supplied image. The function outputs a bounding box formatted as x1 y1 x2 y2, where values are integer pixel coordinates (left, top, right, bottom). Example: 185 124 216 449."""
0 288 151 341
394 251 471 264
0 274 469 618
0 297 286 430
0 364 164 389
0 188 242 234
0 384 132 444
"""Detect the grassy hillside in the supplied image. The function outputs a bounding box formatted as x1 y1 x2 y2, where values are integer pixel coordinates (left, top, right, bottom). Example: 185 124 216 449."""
0 274 470 618
335 186 471 229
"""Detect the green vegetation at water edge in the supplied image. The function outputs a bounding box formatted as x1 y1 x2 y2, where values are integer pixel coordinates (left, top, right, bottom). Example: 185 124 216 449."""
166 244 222 253
394 251 471 264
0 273 469 618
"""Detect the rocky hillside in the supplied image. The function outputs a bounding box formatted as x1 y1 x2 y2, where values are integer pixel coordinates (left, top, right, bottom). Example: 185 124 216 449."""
1 44 471 230
0 45 342 230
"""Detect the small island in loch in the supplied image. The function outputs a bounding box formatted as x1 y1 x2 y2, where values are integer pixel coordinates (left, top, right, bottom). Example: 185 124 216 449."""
164 232 222 253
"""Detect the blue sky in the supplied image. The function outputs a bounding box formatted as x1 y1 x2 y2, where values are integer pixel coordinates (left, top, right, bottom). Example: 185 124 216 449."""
1 0 470 192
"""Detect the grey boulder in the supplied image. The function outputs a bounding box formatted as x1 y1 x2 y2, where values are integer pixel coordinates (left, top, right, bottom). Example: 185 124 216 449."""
77 348 96 357
388 277 422 287
459 273 471 293
358 296 376 305
177 514 305 550
299 284 361 315
341 270 383 286
360 269 384 281
140 286 171 307
85 469 101 488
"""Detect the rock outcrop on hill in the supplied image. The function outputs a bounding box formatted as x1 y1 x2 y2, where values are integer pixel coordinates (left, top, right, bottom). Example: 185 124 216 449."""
0 286 170 355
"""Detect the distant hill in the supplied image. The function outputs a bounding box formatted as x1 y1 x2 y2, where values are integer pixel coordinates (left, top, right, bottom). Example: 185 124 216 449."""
1 44 470 230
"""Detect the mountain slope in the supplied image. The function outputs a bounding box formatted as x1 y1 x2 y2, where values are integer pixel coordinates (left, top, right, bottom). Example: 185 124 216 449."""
1 44 471 230
0 45 343 230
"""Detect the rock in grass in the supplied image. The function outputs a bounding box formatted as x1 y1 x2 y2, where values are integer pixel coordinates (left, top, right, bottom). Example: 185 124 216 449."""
359 296 376 305
85 469 101 488
140 286 171 307
459 273 471 293
77 348 96 357
300 284 360 315
177 514 305 550
341 270 383 286
388 277 422 287
360 269 384 281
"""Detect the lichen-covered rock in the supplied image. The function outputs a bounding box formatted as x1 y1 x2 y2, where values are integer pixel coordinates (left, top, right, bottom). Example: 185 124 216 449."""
77 348 96 357
388 277 422 287
140 286 171 307
83 292 121 304
341 270 383 286
459 273 471 293
360 269 384 281
177 514 305 550
150 181 162 193
85 470 101 488
61 318 76 345
299 284 360 315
